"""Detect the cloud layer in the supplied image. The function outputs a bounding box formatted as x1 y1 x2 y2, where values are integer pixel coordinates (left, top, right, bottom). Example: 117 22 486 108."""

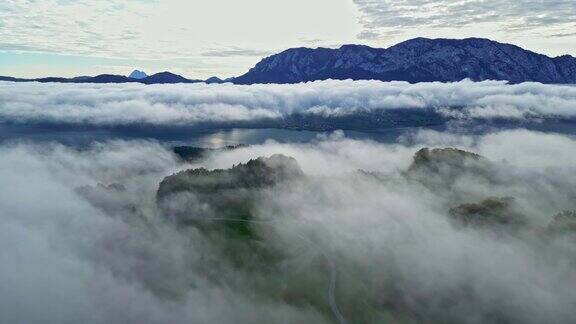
355 0 576 38
0 80 575 127
1 129 576 323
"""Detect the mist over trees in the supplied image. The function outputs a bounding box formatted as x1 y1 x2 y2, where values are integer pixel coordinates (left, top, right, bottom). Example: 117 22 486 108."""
1 129 575 323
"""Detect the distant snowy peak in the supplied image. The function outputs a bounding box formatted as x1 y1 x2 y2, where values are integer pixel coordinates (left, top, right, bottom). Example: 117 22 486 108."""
233 38 576 85
129 70 148 79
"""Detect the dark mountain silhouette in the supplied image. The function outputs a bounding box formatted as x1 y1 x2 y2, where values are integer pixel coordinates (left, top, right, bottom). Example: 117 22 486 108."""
141 72 201 84
205 76 225 84
232 37 576 84
78 74 134 83
0 76 23 82
0 72 201 84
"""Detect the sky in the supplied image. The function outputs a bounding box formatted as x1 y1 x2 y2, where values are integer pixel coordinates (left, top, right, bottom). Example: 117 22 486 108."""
0 0 575 79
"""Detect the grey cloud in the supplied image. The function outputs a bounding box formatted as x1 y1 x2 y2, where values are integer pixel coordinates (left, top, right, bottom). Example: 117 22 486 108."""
0 43 59 53
354 0 576 37
357 30 383 40
201 47 273 58
299 38 324 45
550 32 576 38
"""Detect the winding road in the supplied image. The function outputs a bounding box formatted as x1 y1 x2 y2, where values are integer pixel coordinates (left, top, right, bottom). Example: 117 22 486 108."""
207 217 349 324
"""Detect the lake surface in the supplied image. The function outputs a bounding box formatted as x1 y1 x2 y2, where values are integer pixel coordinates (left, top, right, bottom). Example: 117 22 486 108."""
1 120 575 148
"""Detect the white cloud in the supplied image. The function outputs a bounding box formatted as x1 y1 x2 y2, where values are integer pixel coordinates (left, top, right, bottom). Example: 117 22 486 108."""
0 80 575 126
0 141 328 324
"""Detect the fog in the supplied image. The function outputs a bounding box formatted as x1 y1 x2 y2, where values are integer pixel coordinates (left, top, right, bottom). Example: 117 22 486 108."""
1 129 575 323
1 80 575 126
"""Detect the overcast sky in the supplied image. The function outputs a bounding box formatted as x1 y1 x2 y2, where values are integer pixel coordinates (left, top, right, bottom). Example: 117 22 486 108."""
1 0 575 79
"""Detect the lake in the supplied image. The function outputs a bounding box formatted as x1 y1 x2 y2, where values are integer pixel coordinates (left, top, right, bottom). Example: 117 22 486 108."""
1 119 575 148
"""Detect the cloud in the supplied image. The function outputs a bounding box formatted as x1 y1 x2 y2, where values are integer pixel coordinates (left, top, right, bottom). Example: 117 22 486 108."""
354 0 576 38
0 0 358 61
202 130 576 322
201 47 273 58
0 80 575 127
1 130 576 323
0 140 329 324
549 32 576 38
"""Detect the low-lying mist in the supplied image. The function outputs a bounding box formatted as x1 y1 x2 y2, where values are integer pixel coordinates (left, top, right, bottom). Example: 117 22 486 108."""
1 129 576 324
1 80 576 127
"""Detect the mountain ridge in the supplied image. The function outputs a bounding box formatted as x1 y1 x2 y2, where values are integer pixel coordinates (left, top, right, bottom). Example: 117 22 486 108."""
233 37 576 84
1 38 575 85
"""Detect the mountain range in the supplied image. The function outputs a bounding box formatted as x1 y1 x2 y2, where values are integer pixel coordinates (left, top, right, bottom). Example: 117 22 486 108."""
1 38 575 85
234 38 576 84
0 71 203 85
